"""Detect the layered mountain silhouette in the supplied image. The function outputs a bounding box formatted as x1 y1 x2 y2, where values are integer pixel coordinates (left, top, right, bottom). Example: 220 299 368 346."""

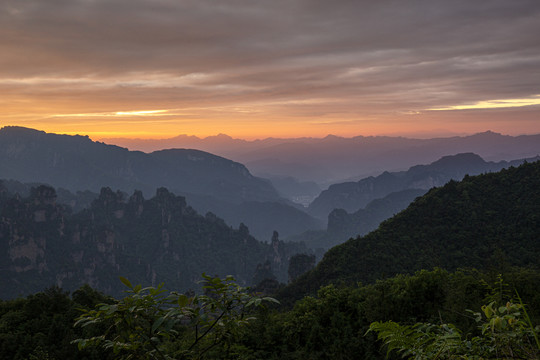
102 131 540 186
289 188 426 251
0 126 277 203
0 183 309 299
0 126 323 240
308 152 538 220
290 153 537 252
279 160 540 304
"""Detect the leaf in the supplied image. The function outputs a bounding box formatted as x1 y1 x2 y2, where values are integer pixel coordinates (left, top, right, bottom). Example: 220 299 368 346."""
262 296 280 304
119 276 133 289
152 317 165 333
76 339 86 350
177 294 189 307
105 304 118 315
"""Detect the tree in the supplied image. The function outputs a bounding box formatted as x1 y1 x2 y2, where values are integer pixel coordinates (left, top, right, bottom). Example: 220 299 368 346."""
288 254 315 283
74 274 278 359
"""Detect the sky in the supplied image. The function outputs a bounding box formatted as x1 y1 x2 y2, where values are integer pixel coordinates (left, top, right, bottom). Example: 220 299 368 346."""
1 0 540 140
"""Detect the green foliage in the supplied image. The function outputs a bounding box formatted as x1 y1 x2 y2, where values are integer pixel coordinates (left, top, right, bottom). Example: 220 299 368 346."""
288 253 316 283
74 274 278 359
367 321 465 359
368 293 540 359
234 268 540 359
2 268 540 359
0 285 113 360
281 160 540 303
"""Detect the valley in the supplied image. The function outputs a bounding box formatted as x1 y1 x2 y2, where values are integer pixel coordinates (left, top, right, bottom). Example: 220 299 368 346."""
1 126 539 359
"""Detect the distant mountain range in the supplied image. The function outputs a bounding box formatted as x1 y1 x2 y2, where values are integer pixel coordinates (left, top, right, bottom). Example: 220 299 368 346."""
0 183 309 299
279 160 540 304
0 126 323 240
308 152 539 220
101 131 540 187
3 126 539 248
288 188 426 251
287 153 538 252
0 126 277 203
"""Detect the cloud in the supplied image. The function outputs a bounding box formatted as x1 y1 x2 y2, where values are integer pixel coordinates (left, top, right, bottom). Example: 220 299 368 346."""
429 95 540 110
1 0 540 137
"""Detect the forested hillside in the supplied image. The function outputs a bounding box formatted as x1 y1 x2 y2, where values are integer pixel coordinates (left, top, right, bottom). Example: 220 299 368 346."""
0 183 308 298
308 152 537 220
281 160 540 303
290 189 426 251
289 154 536 251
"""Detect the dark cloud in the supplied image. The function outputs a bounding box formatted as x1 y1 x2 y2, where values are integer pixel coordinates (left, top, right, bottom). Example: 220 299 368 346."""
1 0 540 136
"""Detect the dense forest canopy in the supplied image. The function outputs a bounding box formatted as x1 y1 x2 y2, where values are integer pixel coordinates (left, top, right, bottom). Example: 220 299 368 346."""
1 268 539 359
280 160 540 304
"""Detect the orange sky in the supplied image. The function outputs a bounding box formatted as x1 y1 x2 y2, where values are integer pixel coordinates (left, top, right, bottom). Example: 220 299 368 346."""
3 100 539 141
1 1 540 140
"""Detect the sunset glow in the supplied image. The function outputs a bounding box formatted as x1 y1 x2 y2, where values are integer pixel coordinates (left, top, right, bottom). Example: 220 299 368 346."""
1 1 539 140
52 110 170 118
429 95 540 111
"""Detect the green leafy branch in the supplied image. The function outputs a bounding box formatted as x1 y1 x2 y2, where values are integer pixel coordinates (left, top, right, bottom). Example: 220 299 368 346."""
73 274 278 360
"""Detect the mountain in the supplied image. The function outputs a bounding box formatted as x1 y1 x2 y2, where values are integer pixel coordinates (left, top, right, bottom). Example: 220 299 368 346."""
101 131 540 186
0 126 277 203
326 189 427 242
0 183 309 299
0 126 322 240
264 176 321 207
289 189 426 251
308 153 538 220
279 160 540 303
0 179 99 213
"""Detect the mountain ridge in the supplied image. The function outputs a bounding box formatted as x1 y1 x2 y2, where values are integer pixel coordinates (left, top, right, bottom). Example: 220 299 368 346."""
0 126 275 202
99 130 540 186
307 152 539 220
279 160 540 304
0 126 323 240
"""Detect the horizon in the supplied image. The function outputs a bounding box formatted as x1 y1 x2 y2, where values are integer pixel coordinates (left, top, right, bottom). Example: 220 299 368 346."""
96 129 539 144
3 125 538 144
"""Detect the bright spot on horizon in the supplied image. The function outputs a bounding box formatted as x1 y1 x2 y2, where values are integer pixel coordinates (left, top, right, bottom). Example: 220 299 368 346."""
429 95 540 111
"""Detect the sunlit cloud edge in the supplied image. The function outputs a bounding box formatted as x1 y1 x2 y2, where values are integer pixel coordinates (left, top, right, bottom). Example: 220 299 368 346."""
52 110 171 117
428 95 540 111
